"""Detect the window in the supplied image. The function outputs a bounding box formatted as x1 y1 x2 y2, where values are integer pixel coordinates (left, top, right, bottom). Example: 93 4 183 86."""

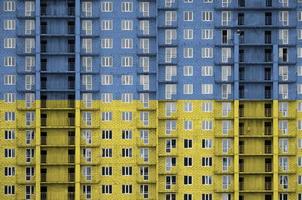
165 11 177 26
165 29 177 44
140 20 149 35
101 2 113 12
82 1 92 17
4 75 16 85
202 120 213 130
25 56 35 71
4 167 15 176
121 20 133 31
121 75 133 85
4 93 16 103
279 11 289 26
25 20 35 35
201 157 212 166
101 38 113 49
184 11 193 21
184 29 193 40
184 176 192 185
4 20 15 30
4 130 15 140
25 38 35 53
201 84 213 94
201 66 213 76
101 20 113 30
5 112 15 121
4 149 15 158
4 38 16 48
121 93 133 103
139 2 149 17
25 1 34 16
102 185 112 194
201 48 213 58
101 130 112 140
122 130 132 139
184 120 193 130
183 84 193 95
101 93 113 103
101 148 112 158
202 102 213 112
121 56 133 67
4 0 15 12
121 2 133 12
201 29 213 39
4 185 15 195
4 57 15 67
183 48 193 58
122 148 132 157
101 166 112 176
122 112 133 121
222 11 231 26
101 56 113 67
184 157 192 167
183 66 193 76
101 75 113 85
82 38 92 53
201 139 212 149
122 166 132 176
82 75 92 90
82 20 92 35
201 176 212 185
184 102 193 112
184 139 193 148
101 112 112 121
122 185 132 194
202 11 213 21
121 38 133 49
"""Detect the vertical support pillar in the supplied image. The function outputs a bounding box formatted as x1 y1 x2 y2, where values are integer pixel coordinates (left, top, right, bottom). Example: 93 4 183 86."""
35 1 41 199
233 32 240 200
272 45 279 200
75 0 81 200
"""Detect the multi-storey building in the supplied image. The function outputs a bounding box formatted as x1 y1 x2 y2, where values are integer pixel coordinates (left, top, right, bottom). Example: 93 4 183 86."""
1 0 302 200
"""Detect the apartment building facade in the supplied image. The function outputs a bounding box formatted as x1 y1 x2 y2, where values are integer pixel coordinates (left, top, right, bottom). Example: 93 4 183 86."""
1 0 302 200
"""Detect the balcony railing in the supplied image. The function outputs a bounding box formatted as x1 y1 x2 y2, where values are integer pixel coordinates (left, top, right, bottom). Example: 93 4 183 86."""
41 118 47 126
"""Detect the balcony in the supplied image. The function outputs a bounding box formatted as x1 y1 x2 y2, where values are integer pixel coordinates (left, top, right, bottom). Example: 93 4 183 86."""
41 173 47 182
265 182 272 190
265 163 272 172
264 126 272 136
239 182 244 190
41 155 47 164
68 173 75 182
69 155 75 163
41 192 47 200
265 145 272 154
239 145 244 154
68 136 75 145
239 163 244 172
265 108 272 117
68 192 75 200
41 136 47 145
